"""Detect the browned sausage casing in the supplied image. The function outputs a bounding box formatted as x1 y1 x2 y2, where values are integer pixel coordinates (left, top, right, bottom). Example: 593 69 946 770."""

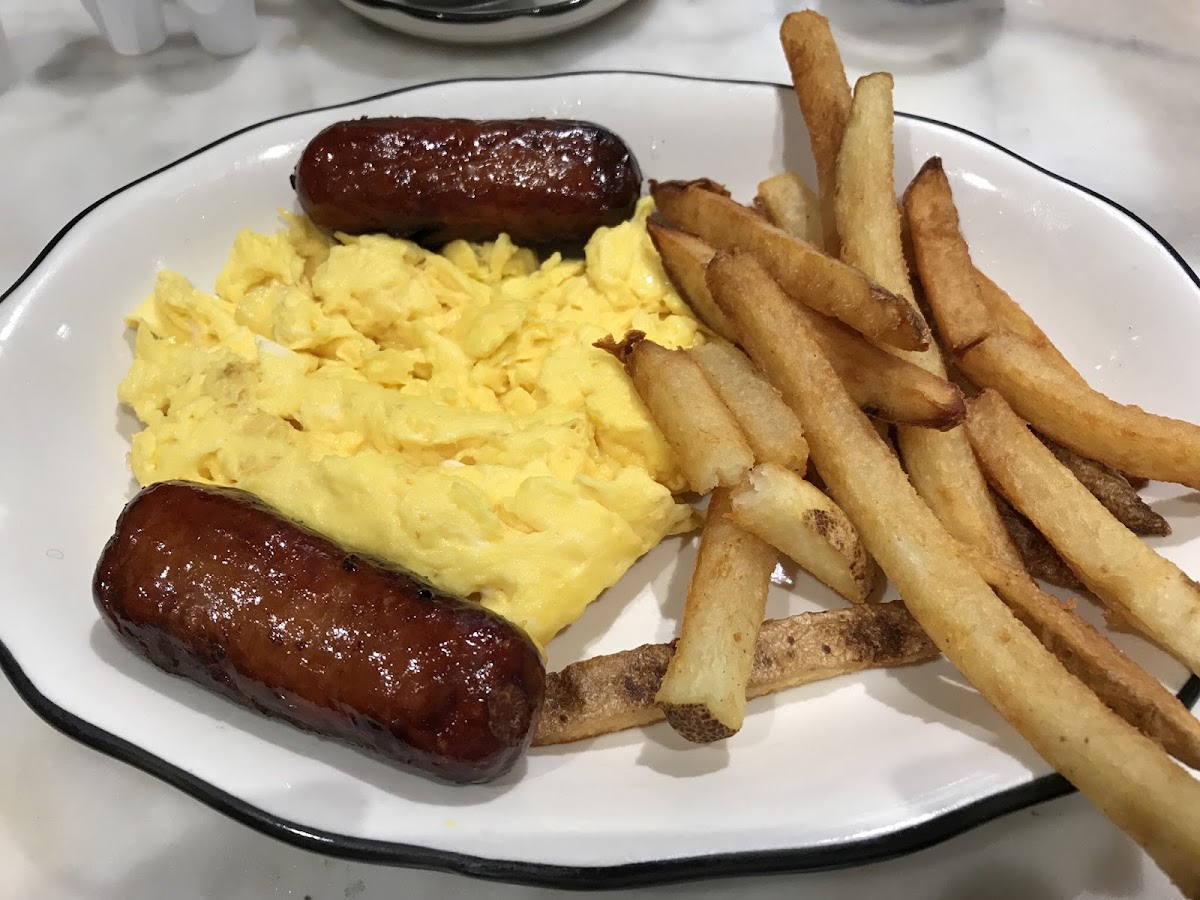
293 117 642 245
93 481 545 784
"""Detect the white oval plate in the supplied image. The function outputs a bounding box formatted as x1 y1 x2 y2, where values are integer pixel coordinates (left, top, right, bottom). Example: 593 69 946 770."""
2 73 1198 888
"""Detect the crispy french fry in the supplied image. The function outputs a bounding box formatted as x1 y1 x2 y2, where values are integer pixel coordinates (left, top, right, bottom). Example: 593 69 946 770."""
706 248 1200 893
974 267 1084 384
728 463 876 603
1040 436 1170 537
755 172 824 247
651 179 929 352
905 157 1200 492
834 76 1019 567
598 333 752 493
779 10 852 253
646 218 964 429
688 340 809 472
992 490 1086 591
647 216 739 343
965 389 1200 676
903 157 992 353
654 489 777 742
960 329 1200 490
835 72 914 310
965 546 1200 770
534 602 937 747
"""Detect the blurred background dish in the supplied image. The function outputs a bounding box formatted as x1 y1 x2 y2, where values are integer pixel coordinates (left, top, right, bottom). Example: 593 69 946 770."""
336 0 634 45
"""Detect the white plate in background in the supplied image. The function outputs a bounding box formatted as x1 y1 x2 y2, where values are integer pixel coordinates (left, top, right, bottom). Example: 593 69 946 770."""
336 0 633 45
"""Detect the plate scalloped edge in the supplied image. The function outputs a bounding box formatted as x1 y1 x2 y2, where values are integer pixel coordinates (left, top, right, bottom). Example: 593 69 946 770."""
3 71 1200 890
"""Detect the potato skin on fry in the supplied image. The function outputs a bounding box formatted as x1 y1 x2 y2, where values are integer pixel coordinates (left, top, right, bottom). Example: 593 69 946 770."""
992 490 1086 591
1039 436 1169 537
534 603 937 747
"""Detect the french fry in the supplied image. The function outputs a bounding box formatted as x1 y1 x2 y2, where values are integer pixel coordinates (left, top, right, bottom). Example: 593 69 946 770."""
965 389 1200 676
646 216 738 343
960 329 1200 490
1040 435 1170 537
728 463 877 603
755 172 824 247
688 340 809 473
651 179 929 352
835 93 1190 768
992 490 1085 591
835 72 914 313
903 158 992 353
646 218 964 429
598 332 752 493
965 546 1200 770
833 73 1019 567
779 10 852 253
705 248 1200 893
534 602 938 747
974 267 1084 384
905 157 1200 492
654 489 777 742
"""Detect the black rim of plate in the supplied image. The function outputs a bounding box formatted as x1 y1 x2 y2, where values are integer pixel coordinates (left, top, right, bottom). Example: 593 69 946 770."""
3 71 1200 890
340 0 599 25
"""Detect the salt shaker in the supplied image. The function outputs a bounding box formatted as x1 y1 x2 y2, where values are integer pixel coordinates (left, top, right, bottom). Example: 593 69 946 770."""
81 0 259 58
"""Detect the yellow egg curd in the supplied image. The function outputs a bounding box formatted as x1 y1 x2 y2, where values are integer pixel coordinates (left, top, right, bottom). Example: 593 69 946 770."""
119 198 704 646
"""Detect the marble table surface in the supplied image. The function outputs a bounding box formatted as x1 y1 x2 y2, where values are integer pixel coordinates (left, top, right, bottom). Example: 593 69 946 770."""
2 1 1198 897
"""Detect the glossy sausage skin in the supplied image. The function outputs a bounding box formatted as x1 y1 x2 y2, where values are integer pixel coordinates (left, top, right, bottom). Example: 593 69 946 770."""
292 117 642 245
93 481 545 783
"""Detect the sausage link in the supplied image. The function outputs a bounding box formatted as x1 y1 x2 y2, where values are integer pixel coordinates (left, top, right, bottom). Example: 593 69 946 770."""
93 481 544 783
292 117 642 245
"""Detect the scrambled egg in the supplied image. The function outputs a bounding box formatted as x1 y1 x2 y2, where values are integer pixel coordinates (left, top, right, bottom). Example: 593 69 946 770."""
119 199 705 645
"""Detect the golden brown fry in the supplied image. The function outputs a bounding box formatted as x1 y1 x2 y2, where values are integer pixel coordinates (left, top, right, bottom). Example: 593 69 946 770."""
755 172 824 247
835 72 913 310
965 389 1200 676
706 248 1200 893
600 333 752 493
728 463 876 603
534 602 937 747
965 546 1200 770
689 339 809 472
960 329 1200 490
647 217 739 343
654 489 777 742
903 157 992 353
779 10 852 253
647 218 964 429
992 490 1086 591
974 267 1084 384
1040 435 1170 537
651 179 929 352
832 74 1018 567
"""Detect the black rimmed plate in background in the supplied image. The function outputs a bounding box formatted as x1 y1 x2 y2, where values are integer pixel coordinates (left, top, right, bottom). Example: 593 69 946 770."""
336 0 635 44
1 72 1199 888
